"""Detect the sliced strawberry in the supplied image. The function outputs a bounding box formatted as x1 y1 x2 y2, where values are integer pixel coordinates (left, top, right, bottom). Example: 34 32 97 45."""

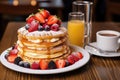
9 49 18 55
7 55 17 63
50 23 59 31
26 14 35 24
39 9 50 19
56 59 66 68
47 15 58 25
57 19 61 25
35 12 45 23
31 62 40 69
28 20 39 32
67 55 75 64
76 52 83 59
39 59 48 70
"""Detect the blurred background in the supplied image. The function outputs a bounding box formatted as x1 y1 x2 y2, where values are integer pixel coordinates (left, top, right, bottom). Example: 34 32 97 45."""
0 0 120 40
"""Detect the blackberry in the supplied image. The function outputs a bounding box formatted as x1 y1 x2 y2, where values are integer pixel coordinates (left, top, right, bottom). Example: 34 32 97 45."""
48 60 56 69
24 62 30 68
14 57 23 65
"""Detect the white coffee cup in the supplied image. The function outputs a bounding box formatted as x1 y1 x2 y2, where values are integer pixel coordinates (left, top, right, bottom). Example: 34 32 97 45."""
96 30 120 51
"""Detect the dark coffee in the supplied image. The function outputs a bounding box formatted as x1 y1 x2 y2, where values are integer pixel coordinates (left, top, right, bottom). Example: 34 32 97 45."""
99 33 117 37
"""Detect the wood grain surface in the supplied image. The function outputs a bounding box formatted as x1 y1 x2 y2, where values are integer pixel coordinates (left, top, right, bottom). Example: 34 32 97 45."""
0 22 120 80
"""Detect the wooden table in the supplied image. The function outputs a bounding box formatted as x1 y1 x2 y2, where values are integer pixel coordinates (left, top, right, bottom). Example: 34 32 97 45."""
0 22 120 80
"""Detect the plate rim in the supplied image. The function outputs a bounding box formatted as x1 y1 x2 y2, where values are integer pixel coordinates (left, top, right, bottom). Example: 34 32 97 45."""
0 45 90 74
85 42 120 57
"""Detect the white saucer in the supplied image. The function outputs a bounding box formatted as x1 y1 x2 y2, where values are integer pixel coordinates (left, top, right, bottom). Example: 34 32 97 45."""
0 45 90 74
85 42 120 57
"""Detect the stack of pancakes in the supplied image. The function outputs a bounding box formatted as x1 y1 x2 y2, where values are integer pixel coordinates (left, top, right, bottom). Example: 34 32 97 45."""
17 27 72 63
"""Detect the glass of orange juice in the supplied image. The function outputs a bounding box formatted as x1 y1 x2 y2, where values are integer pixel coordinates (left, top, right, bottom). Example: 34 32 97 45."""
68 12 85 47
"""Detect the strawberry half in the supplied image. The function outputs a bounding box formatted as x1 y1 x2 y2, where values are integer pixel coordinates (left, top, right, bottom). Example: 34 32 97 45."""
9 49 18 55
35 12 45 23
28 20 39 32
47 15 58 25
39 9 50 19
26 14 35 24
7 55 17 63
56 59 66 68
76 52 83 59
39 59 48 70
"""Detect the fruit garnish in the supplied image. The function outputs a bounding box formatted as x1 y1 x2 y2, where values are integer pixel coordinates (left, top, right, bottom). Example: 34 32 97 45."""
31 62 40 69
25 24 30 30
38 9 50 19
24 62 30 68
57 19 61 25
48 60 56 69
26 14 35 24
7 55 17 63
56 59 66 68
39 59 48 70
14 57 23 65
67 55 75 65
28 20 39 32
47 15 58 25
9 49 18 55
50 23 59 31
76 52 83 59
44 24 50 31
38 25 44 31
35 12 45 23
18 61 24 67
71 54 79 62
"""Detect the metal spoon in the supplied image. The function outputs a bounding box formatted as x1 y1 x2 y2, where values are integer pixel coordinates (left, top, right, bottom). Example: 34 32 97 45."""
86 44 119 55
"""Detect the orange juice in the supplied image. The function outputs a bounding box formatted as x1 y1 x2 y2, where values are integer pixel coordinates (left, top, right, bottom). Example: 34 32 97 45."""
68 20 85 47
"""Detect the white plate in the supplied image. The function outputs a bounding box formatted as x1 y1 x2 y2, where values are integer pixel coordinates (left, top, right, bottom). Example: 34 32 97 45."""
0 45 90 74
85 42 120 57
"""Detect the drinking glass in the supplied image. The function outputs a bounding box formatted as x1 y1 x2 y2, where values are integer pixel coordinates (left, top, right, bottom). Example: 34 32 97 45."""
67 12 85 47
72 1 93 46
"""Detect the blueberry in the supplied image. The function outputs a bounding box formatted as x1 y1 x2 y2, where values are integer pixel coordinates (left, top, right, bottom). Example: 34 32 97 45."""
38 25 44 31
65 60 70 67
24 62 30 68
14 57 23 65
48 60 56 69
25 24 29 30
5 53 9 59
18 61 24 67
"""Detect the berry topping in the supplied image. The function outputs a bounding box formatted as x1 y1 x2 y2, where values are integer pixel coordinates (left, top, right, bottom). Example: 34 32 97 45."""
9 49 18 55
56 59 66 68
48 60 56 69
35 12 45 23
7 55 17 63
25 24 30 30
24 62 30 68
39 9 50 19
65 60 70 67
28 20 39 32
14 57 23 65
26 14 35 24
38 25 44 31
31 62 40 69
67 55 75 65
18 61 24 67
39 59 48 70
5 53 9 59
57 19 61 25
50 23 59 31
47 15 58 25
44 24 50 31
76 52 83 59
